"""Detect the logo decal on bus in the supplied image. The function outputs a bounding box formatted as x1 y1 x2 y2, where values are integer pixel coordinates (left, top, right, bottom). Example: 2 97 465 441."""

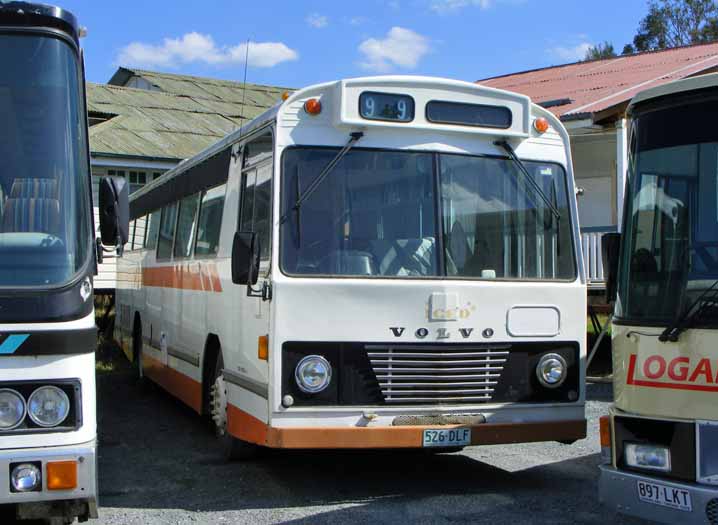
390 327 476 340
0 334 29 355
626 353 718 392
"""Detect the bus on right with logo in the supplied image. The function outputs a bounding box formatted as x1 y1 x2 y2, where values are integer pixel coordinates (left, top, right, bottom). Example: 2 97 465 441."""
599 73 718 524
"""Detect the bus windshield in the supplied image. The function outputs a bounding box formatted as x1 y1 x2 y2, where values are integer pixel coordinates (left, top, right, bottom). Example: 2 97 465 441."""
0 33 91 287
618 99 718 325
280 147 575 280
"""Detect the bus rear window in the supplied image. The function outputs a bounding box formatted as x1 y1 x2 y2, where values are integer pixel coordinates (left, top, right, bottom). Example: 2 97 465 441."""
426 100 512 129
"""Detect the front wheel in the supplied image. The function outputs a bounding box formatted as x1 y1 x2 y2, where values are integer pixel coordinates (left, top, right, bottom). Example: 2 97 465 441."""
210 355 260 461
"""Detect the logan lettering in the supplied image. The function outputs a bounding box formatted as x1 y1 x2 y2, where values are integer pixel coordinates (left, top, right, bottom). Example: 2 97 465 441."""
437 328 450 339
668 357 690 381
459 328 474 339
415 328 429 339
644 355 666 379
689 358 714 384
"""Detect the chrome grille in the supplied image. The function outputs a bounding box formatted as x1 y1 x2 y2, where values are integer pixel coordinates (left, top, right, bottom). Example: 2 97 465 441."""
367 345 509 404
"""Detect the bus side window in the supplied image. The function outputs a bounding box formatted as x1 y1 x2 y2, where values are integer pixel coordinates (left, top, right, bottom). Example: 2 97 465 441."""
157 202 178 260
145 209 160 250
254 163 272 261
174 193 200 258
195 185 226 257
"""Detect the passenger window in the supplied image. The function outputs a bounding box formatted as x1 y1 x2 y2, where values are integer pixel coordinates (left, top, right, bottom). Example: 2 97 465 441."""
157 202 178 260
174 193 200 258
145 209 161 250
195 185 226 257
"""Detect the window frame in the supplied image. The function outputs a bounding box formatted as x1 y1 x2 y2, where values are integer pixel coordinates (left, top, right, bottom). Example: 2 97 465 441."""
156 201 179 261
173 192 201 260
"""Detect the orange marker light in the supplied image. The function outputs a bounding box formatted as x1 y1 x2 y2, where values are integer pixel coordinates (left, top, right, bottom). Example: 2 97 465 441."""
304 98 322 115
46 461 78 491
599 415 611 448
258 335 269 361
534 117 550 134
281 91 290 101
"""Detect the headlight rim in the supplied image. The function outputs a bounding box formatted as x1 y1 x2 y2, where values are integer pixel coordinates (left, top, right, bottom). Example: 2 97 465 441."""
0 388 27 430
27 385 70 428
536 352 568 389
295 355 332 394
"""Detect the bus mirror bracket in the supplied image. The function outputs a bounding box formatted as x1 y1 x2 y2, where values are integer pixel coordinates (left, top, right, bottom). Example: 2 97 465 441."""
602 232 621 303
98 176 129 255
232 231 261 287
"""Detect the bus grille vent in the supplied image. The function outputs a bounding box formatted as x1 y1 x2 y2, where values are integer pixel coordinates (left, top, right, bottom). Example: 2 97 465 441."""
366 345 509 404
707 499 718 525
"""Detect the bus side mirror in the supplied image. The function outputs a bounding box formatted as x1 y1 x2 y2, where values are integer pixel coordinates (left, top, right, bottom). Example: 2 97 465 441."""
99 176 129 248
232 232 260 285
602 232 621 303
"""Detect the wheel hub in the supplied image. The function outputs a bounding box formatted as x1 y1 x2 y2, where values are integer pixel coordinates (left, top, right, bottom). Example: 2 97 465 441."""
210 375 228 436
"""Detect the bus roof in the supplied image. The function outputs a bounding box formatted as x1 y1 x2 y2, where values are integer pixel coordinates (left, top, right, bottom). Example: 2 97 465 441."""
130 76 543 218
0 2 81 42
629 73 718 109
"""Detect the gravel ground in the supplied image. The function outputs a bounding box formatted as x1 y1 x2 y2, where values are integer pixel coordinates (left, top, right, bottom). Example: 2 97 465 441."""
93 351 648 525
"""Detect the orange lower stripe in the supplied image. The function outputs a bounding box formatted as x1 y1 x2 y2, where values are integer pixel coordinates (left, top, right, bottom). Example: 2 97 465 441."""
226 404 587 449
143 353 202 413
142 263 222 292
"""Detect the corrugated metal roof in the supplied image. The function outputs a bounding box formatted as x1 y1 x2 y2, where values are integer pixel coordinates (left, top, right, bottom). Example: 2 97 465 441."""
479 41 718 122
88 68 290 160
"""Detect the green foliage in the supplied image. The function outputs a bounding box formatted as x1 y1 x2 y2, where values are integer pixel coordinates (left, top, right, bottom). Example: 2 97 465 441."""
584 41 618 61
633 0 718 51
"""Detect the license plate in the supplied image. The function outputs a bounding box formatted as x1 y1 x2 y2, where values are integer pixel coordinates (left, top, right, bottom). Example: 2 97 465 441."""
422 428 471 448
637 480 692 512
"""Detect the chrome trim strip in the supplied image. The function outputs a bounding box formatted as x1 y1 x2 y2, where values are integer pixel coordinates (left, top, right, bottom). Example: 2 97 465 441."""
167 348 200 367
222 369 269 399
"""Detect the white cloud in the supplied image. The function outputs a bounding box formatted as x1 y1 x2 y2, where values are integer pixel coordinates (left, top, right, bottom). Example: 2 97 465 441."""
306 13 329 28
548 42 593 62
358 27 430 72
430 0 491 13
117 32 298 69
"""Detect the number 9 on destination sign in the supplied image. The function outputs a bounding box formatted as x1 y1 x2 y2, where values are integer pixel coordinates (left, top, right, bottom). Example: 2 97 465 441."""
359 92 414 122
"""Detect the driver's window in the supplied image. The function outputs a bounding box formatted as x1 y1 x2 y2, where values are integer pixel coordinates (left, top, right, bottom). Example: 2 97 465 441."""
239 131 273 267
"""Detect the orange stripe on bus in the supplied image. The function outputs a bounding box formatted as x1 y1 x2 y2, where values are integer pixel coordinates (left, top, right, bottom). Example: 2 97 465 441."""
142 263 222 292
142 353 203 413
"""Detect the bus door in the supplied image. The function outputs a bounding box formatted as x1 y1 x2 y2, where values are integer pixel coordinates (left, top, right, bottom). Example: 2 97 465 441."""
229 132 273 388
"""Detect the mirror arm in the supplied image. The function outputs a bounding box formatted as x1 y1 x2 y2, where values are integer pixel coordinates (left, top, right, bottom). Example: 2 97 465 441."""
246 280 271 301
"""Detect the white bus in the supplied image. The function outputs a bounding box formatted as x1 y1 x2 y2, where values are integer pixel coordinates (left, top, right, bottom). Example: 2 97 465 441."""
0 2 128 523
115 76 587 458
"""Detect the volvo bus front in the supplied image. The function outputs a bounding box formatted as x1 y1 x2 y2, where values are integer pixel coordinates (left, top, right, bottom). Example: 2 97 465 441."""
599 73 718 524
0 3 127 522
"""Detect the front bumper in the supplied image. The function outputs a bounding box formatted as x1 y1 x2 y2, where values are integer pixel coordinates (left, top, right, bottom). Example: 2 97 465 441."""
599 465 718 524
0 440 97 517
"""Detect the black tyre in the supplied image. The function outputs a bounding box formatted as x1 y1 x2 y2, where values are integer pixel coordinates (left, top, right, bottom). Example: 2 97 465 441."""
210 354 260 461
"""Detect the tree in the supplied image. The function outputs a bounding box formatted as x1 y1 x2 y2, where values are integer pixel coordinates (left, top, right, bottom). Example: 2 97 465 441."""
584 41 618 61
633 0 718 52
622 43 636 55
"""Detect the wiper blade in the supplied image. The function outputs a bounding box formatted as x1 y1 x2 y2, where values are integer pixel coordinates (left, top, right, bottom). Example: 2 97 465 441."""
279 132 363 225
660 279 718 342
495 140 561 220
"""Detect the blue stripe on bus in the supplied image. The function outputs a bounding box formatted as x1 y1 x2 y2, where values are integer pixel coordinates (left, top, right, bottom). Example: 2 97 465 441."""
0 334 30 354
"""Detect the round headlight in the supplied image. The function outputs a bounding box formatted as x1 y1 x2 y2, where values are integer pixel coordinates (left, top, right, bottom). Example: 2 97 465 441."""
0 389 26 430
536 353 568 388
295 355 332 394
11 463 41 492
27 386 70 427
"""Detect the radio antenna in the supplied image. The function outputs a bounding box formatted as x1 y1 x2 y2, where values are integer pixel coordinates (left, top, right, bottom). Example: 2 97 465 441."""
237 38 251 138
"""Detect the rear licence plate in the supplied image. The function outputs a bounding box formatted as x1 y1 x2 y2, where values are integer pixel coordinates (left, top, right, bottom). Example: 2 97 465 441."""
422 428 471 448
637 480 692 512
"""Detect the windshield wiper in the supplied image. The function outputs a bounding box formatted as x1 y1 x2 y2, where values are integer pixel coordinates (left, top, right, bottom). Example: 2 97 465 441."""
495 140 561 220
660 279 718 342
279 132 363 225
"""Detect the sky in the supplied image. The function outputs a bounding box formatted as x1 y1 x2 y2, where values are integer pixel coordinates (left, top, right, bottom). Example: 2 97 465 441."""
59 0 649 88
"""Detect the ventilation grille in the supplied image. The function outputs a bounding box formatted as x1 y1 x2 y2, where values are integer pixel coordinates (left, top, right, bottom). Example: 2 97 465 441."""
707 499 718 525
367 345 509 404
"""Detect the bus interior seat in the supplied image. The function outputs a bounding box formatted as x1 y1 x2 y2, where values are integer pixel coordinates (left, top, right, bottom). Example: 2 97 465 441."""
1 197 60 235
10 178 58 199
